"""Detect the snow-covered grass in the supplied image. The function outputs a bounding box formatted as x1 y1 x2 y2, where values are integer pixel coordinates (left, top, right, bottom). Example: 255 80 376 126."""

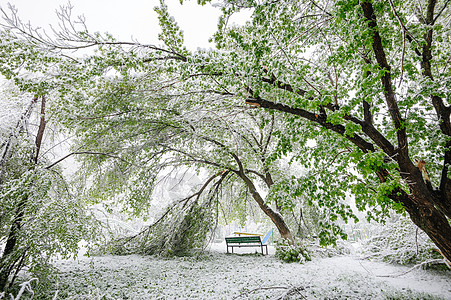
32 242 451 299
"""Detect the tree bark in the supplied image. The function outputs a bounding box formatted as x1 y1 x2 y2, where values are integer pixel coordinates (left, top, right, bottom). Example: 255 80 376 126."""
417 0 451 219
391 161 451 262
203 130 296 243
242 0 451 262
359 0 451 262
0 96 46 292
34 96 46 164
0 196 27 291
237 171 294 243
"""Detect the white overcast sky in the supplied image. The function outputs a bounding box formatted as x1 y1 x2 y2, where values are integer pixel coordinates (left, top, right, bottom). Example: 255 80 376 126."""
0 0 243 50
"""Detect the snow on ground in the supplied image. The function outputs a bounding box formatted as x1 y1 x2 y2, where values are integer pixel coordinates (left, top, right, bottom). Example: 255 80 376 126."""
50 242 451 299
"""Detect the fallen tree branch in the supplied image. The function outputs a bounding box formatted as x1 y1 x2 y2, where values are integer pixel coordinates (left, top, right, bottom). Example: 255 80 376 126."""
276 285 307 300
233 285 307 300
377 259 445 278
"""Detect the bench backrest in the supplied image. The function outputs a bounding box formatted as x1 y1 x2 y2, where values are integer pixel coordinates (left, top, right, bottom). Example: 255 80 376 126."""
261 229 273 245
225 236 262 244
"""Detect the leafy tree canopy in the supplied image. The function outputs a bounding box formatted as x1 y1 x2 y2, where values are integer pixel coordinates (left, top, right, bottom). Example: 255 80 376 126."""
0 0 450 260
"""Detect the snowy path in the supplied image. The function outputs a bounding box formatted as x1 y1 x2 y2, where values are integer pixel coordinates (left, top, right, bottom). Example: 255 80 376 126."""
52 243 451 299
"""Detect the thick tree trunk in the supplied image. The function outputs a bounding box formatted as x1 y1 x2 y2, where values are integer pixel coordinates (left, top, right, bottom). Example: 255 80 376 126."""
407 201 451 262
403 195 451 262
237 172 294 243
435 139 451 219
395 162 451 262
359 0 451 263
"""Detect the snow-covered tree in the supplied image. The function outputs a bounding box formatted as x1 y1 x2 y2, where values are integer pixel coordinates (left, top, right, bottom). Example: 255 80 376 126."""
0 82 96 292
0 0 450 262
63 75 307 248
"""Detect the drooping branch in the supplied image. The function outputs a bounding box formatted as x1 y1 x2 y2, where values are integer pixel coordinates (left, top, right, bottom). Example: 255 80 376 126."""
161 146 231 170
0 5 187 62
189 170 229 206
261 115 275 188
46 150 139 170
245 89 375 153
259 70 397 157
235 166 294 242
0 95 46 291
169 121 294 239
122 169 229 245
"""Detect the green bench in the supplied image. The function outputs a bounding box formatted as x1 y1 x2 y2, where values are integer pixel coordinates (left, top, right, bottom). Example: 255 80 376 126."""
225 235 269 255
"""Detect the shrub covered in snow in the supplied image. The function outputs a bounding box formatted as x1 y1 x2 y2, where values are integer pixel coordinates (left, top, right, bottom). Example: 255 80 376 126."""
274 239 311 263
361 216 443 265
307 240 353 258
0 83 98 293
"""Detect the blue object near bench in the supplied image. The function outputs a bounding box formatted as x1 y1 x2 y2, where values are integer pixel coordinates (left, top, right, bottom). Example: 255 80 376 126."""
225 229 273 255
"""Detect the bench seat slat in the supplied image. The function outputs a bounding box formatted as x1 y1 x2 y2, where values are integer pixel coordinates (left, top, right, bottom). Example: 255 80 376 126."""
225 236 268 255
225 236 261 244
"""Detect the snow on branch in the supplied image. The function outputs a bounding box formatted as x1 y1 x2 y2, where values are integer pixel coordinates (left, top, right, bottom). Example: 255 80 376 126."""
0 3 185 59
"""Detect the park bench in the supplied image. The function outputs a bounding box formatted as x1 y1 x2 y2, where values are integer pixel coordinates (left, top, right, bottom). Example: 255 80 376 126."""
225 230 272 255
